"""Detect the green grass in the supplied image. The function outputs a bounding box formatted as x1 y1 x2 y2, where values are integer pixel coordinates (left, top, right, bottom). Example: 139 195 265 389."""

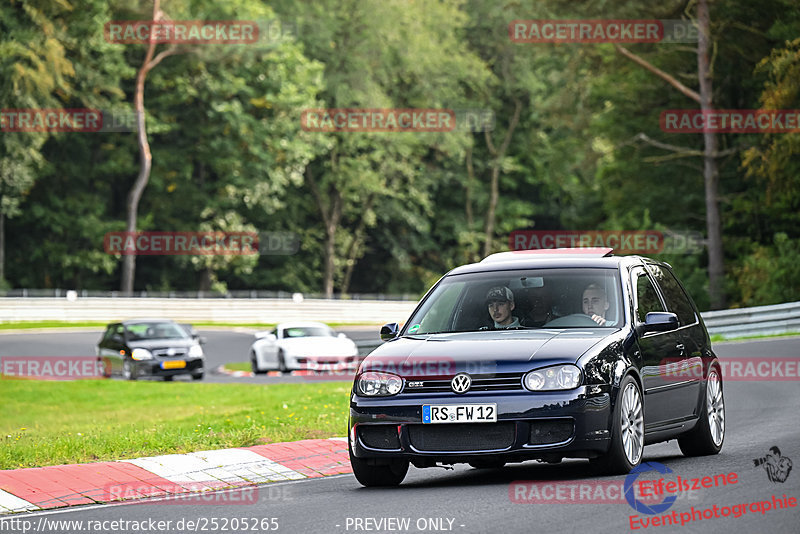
0 379 351 469
710 331 800 343
224 362 252 372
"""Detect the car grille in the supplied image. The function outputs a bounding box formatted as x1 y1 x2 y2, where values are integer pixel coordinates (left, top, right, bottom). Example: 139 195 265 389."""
528 419 574 445
151 348 188 358
358 425 401 450
403 373 523 393
408 423 515 452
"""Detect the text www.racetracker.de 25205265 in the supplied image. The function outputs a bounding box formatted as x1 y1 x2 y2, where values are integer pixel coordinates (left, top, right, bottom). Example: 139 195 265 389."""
0 516 279 533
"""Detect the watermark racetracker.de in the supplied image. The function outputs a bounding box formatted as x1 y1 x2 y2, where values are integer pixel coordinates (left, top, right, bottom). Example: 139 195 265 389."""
0 109 140 133
660 109 800 133
509 230 704 255
661 357 800 382
0 356 106 380
300 108 495 132
509 19 699 43
103 231 299 255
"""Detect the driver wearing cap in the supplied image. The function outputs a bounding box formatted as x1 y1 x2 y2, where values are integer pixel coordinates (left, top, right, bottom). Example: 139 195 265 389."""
486 286 521 329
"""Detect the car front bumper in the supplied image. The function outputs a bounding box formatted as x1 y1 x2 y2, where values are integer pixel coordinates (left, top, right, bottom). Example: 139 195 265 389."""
133 358 204 377
349 385 613 463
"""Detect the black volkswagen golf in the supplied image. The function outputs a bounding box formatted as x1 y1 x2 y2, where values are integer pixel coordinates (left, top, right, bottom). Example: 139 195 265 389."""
348 248 725 486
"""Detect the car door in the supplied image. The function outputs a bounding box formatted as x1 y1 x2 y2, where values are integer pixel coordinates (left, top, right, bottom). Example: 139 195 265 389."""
631 266 692 427
259 329 280 367
645 263 703 416
98 324 125 376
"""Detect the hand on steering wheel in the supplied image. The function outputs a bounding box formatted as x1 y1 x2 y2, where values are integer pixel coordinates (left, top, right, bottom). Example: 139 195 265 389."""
589 314 607 326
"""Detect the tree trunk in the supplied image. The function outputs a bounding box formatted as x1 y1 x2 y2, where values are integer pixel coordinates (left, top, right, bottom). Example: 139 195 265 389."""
306 166 342 298
614 0 726 309
120 0 178 295
482 99 522 257
341 193 375 295
697 0 726 309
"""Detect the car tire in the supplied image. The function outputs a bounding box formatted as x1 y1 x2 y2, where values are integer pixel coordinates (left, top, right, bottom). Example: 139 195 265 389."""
678 366 724 456
122 359 137 381
278 350 289 375
349 441 409 487
192 372 204 381
164 375 174 382
590 375 644 475
251 351 267 375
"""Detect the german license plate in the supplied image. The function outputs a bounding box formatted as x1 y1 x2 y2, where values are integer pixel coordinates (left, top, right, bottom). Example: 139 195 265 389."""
161 360 186 369
422 404 497 424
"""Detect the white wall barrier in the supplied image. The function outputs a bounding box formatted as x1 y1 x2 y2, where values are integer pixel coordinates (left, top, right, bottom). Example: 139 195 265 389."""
0 297 418 325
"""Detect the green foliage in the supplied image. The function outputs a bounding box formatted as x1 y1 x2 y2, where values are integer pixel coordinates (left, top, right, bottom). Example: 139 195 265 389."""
2 0 799 310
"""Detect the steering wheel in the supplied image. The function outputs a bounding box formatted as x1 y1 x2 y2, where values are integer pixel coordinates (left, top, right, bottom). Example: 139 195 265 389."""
542 314 602 327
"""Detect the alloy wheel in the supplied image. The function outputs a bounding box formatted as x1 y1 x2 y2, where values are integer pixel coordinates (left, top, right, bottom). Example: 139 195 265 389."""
707 370 725 446
620 382 644 465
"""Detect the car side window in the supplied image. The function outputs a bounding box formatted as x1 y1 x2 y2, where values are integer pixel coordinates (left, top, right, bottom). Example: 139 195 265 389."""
646 264 697 326
634 270 664 323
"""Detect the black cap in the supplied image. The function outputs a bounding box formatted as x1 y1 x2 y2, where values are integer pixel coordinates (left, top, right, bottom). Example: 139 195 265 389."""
486 286 514 303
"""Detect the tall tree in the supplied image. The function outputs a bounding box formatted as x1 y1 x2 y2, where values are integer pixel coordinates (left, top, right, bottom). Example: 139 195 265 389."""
120 0 180 294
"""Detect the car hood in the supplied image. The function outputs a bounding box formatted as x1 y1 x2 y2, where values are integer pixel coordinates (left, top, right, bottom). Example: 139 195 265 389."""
278 336 356 356
361 330 611 375
126 338 196 350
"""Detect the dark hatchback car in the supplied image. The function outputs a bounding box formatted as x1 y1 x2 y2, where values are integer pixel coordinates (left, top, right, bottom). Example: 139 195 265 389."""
348 248 725 486
97 319 205 381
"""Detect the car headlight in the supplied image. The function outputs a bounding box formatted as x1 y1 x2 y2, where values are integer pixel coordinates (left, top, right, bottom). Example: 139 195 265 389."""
356 371 403 397
131 348 153 361
188 344 204 358
524 365 582 391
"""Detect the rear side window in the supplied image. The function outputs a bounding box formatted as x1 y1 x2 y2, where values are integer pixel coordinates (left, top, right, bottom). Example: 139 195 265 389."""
646 264 697 326
634 270 664 323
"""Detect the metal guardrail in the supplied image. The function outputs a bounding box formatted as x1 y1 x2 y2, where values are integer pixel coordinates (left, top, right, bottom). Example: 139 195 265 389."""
701 301 800 339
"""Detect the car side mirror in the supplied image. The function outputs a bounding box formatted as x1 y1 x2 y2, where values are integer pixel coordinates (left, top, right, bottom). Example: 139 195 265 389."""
642 312 679 332
254 331 276 341
337 333 347 339
380 322 400 341
112 334 124 343
198 336 207 345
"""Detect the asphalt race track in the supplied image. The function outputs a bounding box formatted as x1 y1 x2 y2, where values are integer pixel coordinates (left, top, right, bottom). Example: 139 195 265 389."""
0 327 381 384
1 334 798 533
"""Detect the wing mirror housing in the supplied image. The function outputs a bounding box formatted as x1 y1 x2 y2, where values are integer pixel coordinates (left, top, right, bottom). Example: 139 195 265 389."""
642 312 679 332
380 322 400 341
254 331 277 341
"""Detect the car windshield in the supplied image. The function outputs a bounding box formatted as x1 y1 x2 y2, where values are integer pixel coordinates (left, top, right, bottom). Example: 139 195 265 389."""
125 322 189 341
404 268 623 334
282 326 333 338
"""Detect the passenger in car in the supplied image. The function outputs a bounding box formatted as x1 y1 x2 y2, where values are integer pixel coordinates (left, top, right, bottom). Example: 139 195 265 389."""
486 286 521 328
521 286 554 327
582 283 611 326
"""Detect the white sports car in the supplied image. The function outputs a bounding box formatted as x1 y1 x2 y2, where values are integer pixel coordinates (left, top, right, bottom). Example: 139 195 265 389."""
249 321 359 374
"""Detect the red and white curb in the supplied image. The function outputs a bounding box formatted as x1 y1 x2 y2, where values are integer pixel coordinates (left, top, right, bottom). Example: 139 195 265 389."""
0 438 350 514
215 364 254 378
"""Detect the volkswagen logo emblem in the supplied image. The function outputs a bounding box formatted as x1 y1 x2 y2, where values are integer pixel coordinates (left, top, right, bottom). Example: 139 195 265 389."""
451 373 471 394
